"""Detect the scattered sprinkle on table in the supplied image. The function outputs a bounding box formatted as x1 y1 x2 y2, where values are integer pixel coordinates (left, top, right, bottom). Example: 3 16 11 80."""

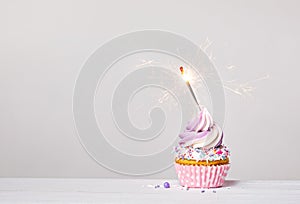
163 182 170 188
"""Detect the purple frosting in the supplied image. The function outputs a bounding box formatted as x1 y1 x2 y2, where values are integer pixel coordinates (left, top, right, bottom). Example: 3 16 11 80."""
179 108 223 148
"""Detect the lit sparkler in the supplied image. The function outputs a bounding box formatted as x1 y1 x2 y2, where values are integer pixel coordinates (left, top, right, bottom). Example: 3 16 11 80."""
180 66 202 111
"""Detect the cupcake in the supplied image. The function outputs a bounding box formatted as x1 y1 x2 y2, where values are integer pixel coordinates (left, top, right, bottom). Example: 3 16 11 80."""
174 107 230 188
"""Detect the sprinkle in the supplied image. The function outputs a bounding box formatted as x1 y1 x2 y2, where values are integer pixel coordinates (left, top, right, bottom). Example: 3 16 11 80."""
213 190 217 193
216 150 223 155
195 147 202 153
154 185 160 189
163 182 170 188
201 190 205 193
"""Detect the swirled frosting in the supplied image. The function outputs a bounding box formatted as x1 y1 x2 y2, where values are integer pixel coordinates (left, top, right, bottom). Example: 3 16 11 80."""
175 108 229 161
179 108 223 149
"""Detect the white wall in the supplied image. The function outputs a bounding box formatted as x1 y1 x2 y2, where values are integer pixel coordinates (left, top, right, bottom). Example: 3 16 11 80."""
0 0 299 179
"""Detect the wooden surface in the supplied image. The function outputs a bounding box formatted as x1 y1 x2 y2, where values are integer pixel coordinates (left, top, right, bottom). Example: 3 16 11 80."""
0 178 299 203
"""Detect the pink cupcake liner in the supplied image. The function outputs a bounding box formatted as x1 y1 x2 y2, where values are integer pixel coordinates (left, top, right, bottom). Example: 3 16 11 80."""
175 163 230 188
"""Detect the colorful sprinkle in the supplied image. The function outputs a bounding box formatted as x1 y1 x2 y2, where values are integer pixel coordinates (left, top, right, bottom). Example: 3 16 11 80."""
163 182 170 188
216 150 223 155
175 145 230 161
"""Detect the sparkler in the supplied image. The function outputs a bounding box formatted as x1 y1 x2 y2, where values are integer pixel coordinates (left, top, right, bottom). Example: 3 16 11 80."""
180 66 202 111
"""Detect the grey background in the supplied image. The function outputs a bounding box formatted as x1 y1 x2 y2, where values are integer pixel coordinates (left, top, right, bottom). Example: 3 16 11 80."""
0 0 299 179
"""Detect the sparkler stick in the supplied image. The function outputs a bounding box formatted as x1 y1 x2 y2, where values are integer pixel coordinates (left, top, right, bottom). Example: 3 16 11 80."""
180 66 202 111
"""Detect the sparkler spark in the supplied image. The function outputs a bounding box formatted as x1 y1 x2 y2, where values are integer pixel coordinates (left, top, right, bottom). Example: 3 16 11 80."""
200 38 216 61
199 38 269 97
158 90 171 104
200 38 213 52
226 65 236 70
136 59 156 67
223 74 270 96
133 37 269 113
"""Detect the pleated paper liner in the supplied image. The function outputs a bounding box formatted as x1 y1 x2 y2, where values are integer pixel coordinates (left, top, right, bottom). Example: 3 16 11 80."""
175 163 230 188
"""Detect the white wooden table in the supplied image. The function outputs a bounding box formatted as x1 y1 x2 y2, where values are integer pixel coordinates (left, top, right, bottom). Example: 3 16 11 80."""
0 179 299 203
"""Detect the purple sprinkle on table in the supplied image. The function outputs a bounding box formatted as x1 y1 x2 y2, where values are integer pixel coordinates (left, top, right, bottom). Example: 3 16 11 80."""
163 182 170 188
